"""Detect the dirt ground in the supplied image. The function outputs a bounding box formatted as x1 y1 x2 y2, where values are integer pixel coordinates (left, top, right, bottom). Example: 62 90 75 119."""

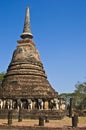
0 117 86 128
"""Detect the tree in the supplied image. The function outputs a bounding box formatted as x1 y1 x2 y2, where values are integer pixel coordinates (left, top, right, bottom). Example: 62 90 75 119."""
74 82 86 109
59 82 86 110
0 72 5 82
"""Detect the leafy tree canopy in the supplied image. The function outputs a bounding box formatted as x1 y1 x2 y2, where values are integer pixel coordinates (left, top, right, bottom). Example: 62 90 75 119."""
75 82 86 96
60 81 86 110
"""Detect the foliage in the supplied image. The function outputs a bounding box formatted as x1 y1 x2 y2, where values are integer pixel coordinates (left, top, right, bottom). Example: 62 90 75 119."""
0 72 5 82
60 82 86 110
74 82 86 109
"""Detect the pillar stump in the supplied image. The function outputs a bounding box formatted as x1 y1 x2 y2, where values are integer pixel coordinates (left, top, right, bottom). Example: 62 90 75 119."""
8 110 12 125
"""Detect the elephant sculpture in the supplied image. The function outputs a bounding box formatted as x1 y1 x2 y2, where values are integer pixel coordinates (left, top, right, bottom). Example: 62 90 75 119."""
54 98 59 110
50 98 59 110
17 99 22 110
38 99 43 110
27 99 32 110
6 99 13 109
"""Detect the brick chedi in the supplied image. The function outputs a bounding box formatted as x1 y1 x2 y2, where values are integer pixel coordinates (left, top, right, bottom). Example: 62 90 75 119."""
1 7 58 100
0 8 67 119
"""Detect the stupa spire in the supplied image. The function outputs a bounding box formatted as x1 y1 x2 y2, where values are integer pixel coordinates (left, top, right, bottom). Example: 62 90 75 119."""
20 7 33 39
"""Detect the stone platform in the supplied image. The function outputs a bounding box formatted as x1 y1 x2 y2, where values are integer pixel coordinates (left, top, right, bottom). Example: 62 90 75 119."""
0 109 66 119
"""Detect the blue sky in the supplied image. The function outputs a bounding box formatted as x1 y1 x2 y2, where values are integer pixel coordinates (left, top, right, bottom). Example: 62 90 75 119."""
0 0 86 94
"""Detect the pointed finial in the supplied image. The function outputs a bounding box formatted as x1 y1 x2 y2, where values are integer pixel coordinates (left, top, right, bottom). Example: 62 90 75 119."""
20 7 33 39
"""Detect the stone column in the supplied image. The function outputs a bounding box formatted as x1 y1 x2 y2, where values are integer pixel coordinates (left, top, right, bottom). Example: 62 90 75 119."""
72 114 78 127
39 115 44 126
8 110 12 125
59 98 61 109
69 98 74 117
18 108 22 122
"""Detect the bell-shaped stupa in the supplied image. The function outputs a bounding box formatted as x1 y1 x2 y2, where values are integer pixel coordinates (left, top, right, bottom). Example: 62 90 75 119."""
1 7 58 100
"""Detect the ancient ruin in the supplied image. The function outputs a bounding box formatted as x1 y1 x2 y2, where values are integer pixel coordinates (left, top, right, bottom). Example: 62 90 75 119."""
0 7 66 118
